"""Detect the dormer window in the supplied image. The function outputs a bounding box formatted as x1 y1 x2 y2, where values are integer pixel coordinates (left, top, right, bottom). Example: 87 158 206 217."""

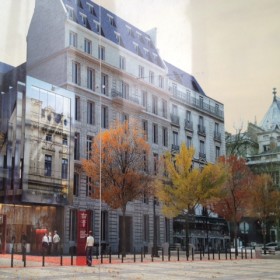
115 32 121 44
94 20 100 33
133 42 139 55
87 3 96 16
145 37 151 47
143 48 149 56
126 25 134 37
80 13 87 26
108 14 116 27
66 6 74 20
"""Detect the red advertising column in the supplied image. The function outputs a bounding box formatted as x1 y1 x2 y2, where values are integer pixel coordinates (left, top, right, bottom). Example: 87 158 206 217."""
76 210 91 265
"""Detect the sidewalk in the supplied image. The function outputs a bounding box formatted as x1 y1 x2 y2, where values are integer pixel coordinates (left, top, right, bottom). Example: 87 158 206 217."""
0 256 280 279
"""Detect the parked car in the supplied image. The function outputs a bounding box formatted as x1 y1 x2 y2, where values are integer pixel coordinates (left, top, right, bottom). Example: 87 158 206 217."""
261 242 279 251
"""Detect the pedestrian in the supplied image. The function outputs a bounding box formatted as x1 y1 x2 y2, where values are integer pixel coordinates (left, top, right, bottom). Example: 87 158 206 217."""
42 232 49 255
48 232 52 255
85 230 94 266
52 230 60 255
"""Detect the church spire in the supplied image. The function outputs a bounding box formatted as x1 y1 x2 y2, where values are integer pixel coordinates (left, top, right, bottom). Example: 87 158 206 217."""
273 87 277 101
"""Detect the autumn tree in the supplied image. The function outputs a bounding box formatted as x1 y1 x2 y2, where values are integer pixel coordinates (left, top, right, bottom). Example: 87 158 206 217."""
156 143 226 251
82 121 152 256
209 155 254 255
247 174 280 250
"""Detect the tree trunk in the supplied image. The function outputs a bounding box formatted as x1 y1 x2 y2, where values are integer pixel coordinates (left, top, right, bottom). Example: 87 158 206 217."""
121 207 126 257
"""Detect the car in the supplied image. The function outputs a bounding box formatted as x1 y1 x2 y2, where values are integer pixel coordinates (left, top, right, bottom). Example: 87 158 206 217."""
261 242 279 251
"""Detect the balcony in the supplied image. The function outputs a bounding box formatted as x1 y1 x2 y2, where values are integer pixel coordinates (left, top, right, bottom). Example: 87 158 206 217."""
184 120 193 132
111 88 140 109
199 152 206 162
197 124 206 136
170 114 180 127
171 144 180 153
214 131 222 142
170 89 224 121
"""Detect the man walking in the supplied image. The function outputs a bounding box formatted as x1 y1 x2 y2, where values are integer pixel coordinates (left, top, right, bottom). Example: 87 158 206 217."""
53 230 60 255
85 230 94 266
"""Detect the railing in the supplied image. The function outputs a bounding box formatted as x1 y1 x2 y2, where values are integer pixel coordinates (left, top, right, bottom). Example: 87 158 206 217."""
170 89 224 120
171 144 180 153
170 114 180 126
214 131 222 142
111 88 139 105
184 120 193 131
197 125 206 136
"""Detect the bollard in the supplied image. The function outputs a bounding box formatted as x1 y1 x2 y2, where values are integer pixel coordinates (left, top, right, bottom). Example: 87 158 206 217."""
225 248 227 260
162 247 164 261
71 252 73 266
241 248 243 259
11 247 14 268
141 248 143 263
22 246 26 267
192 248 194 261
134 248 136 263
109 247 112 264
251 248 253 259
208 248 210 260
101 251 103 264
42 251 45 267
212 248 215 260
168 246 171 262
230 249 232 260
218 248 220 260
245 247 247 259
60 247 63 266
200 248 202 260
177 247 179 261
122 253 124 263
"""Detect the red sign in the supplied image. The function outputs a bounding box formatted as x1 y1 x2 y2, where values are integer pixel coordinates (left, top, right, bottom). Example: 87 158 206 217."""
77 210 91 255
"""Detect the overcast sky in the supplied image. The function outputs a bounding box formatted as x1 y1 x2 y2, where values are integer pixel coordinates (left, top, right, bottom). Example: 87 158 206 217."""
1 0 280 133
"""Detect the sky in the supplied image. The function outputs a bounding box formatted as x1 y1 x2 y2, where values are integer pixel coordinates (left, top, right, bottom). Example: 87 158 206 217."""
1 0 280 133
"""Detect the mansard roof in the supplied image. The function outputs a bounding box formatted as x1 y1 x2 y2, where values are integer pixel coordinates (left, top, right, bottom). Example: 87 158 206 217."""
62 0 164 68
164 61 206 96
260 93 280 131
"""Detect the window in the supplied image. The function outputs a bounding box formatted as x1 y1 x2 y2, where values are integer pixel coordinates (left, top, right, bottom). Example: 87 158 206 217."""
186 110 191 122
165 218 170 243
75 96 81 121
84 38 92 54
44 155 52 176
143 215 149 242
46 134 52 142
162 99 167 118
101 211 108 242
121 113 129 123
101 73 108 95
87 67 95 90
72 61 80 85
143 151 148 172
200 140 205 154
172 104 178 116
134 43 139 55
152 123 158 144
187 136 192 148
87 3 96 16
108 14 116 27
98 45 105 60
101 105 109 129
63 136 68 146
172 131 178 146
119 55 126 70
69 31 77 47
139 65 144 79
199 96 204 108
142 120 148 140
153 153 159 175
81 13 87 26
149 71 154 84
66 6 74 20
152 95 158 115
73 173 79 196
87 101 95 125
115 32 121 44
61 158 68 179
121 82 129 99
94 21 100 33
86 136 93 159
74 132 80 160
159 75 164 88
215 146 220 160
215 122 219 133
86 176 92 197
142 91 147 110
172 83 177 94
162 126 168 147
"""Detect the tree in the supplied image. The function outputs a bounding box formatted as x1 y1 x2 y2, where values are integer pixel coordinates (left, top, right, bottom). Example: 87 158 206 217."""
156 143 226 251
247 174 280 251
82 121 152 256
209 155 254 255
